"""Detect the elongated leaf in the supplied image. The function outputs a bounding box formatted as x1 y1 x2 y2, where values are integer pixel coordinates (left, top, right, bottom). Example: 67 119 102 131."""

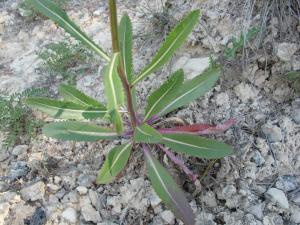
97 142 132 184
28 0 110 61
132 10 200 86
119 14 133 83
43 121 118 141
118 14 137 110
155 66 220 118
26 97 107 120
109 109 123 135
104 53 124 109
59 84 104 107
158 119 235 134
143 145 195 225
162 133 233 159
144 70 184 121
119 14 136 109
134 124 162 143
104 53 124 133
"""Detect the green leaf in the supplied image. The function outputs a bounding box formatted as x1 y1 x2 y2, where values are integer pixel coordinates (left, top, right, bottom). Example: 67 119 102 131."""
109 109 124 135
132 10 200 86
118 14 137 111
224 26 259 60
119 14 133 83
26 97 107 120
43 121 119 141
144 70 184 121
134 124 162 143
286 71 300 81
28 0 110 61
97 142 132 184
131 87 137 111
104 53 124 133
155 66 220 118
59 84 105 107
162 133 233 159
143 145 195 225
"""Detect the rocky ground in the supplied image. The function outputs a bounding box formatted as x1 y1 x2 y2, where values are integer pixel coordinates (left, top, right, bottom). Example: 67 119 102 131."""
1 0 300 224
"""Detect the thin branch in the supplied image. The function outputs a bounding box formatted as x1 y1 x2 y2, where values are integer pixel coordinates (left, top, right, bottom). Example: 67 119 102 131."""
158 144 198 182
147 115 160 124
198 159 217 182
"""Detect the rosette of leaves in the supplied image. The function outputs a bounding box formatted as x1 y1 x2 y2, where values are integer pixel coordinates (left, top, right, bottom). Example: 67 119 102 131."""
26 0 234 224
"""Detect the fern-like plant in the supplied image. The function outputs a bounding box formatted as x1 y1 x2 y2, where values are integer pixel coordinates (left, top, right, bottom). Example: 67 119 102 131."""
26 0 235 224
0 88 44 149
38 41 95 84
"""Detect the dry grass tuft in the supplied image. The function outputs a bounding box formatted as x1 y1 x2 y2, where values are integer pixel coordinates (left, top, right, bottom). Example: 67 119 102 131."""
242 0 300 42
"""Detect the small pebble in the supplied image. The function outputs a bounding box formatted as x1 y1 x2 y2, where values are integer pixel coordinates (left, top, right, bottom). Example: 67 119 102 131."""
62 207 77 223
21 181 45 201
76 186 88 195
262 123 282 143
265 188 289 209
160 210 175 224
24 208 46 225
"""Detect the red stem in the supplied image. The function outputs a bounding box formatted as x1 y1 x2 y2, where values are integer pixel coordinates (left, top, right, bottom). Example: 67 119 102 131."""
158 144 198 182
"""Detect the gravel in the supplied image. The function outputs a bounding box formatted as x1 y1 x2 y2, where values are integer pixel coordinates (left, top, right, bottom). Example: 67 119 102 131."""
265 188 290 209
20 182 45 202
0 0 300 224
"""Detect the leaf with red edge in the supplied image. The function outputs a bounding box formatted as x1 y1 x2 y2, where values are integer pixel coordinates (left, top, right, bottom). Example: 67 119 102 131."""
158 119 236 135
197 119 236 135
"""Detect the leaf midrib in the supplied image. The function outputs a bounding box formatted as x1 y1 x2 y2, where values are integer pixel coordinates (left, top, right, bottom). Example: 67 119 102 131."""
121 19 130 78
60 87 91 106
109 54 119 109
34 0 110 61
144 76 179 120
69 130 117 137
105 142 131 176
147 153 187 221
163 137 211 150
136 127 152 137
132 14 197 85
157 79 202 117
30 101 107 113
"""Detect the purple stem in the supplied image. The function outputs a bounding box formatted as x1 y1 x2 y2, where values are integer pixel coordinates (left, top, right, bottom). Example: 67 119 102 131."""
158 144 198 182
197 118 236 135
147 114 160 125
122 130 133 139
141 143 150 155
158 129 195 135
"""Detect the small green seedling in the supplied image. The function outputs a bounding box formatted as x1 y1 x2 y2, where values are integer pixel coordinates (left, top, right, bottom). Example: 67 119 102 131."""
26 0 234 224
224 26 259 60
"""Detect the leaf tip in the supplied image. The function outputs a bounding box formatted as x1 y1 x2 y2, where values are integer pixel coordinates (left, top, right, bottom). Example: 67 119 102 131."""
191 9 201 19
